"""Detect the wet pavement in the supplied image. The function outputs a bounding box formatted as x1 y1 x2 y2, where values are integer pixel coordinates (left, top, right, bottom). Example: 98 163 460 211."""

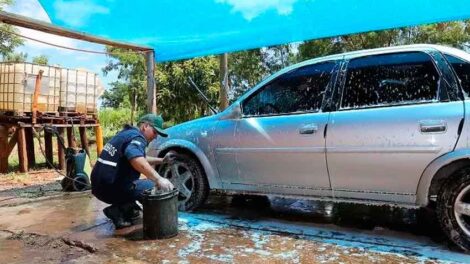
0 192 469 263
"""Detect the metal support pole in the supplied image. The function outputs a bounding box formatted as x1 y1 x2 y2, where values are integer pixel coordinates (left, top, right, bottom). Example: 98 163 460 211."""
145 50 157 114
94 125 103 156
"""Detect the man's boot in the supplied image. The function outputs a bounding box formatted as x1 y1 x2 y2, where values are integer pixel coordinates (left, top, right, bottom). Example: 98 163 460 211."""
120 202 141 224
103 205 132 229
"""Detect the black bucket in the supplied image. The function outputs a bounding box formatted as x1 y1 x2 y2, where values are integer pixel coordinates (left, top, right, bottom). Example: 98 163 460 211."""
142 188 179 239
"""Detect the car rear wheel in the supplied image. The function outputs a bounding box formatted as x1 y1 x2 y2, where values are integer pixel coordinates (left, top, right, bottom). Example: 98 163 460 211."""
158 152 209 211
437 167 470 252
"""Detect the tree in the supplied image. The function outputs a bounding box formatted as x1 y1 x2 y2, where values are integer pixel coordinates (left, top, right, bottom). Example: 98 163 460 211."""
4 51 27 62
228 45 296 100
261 44 295 74
296 21 470 62
103 46 147 123
297 38 343 61
405 21 470 48
156 57 219 122
103 46 220 124
32 55 48 65
100 81 131 109
228 49 265 99
0 0 24 59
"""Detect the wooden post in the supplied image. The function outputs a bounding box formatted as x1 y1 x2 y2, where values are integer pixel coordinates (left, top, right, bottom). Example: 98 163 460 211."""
44 130 53 168
57 127 65 170
17 127 28 173
25 127 36 167
0 125 8 173
79 126 90 157
66 127 77 148
94 125 103 156
219 53 229 111
145 50 157 114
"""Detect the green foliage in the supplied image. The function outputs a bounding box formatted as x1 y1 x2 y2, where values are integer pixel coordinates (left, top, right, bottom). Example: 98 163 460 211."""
103 47 147 113
297 38 343 61
101 81 132 108
296 21 470 61
32 55 48 65
228 45 296 100
0 1 24 60
98 108 136 138
103 46 220 124
228 49 265 100
4 51 27 62
157 57 219 122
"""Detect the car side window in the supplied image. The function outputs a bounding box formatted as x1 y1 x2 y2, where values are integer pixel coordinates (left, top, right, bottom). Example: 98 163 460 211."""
242 62 335 117
444 54 470 97
341 52 440 110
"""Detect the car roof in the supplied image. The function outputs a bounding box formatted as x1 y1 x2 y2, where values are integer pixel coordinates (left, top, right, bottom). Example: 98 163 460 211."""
235 44 469 103
301 44 466 62
296 44 467 62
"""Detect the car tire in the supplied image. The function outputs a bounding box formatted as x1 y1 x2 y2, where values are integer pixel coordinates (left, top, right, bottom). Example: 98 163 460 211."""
158 152 209 211
437 167 470 252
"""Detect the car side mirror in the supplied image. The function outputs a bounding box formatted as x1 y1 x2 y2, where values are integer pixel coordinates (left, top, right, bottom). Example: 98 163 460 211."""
220 102 242 120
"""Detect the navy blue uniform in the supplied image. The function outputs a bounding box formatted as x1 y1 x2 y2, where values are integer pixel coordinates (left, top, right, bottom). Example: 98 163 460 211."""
91 125 154 205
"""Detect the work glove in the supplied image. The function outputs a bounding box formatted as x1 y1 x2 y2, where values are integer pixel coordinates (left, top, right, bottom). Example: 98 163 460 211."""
156 177 174 192
162 151 177 165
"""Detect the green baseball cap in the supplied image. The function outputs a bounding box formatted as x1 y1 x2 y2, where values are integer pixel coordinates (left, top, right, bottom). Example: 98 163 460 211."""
138 114 168 137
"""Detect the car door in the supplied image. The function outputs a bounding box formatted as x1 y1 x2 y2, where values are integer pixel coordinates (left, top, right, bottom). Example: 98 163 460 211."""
326 51 464 203
222 61 338 196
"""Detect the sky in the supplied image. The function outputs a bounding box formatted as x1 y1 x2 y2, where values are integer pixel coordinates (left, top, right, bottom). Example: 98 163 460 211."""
4 0 117 91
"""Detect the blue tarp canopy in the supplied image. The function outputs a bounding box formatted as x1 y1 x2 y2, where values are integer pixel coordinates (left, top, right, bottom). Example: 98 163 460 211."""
38 0 470 62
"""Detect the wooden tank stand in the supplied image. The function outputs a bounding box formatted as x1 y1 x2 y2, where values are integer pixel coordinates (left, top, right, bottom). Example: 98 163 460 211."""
0 115 103 173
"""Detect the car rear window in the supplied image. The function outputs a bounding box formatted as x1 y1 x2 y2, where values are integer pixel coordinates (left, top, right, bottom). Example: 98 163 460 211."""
445 54 470 97
341 52 439 109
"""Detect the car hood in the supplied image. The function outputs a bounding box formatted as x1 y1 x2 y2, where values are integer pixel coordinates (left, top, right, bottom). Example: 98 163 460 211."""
149 114 219 151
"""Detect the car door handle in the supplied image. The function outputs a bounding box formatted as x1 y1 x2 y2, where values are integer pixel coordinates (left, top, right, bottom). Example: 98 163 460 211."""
299 124 318 135
419 120 447 133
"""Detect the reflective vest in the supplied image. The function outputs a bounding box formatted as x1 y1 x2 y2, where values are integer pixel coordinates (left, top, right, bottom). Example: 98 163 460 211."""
91 125 147 189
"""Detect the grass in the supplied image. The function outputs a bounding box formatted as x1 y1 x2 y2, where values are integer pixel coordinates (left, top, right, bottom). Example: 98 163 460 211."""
1 171 31 184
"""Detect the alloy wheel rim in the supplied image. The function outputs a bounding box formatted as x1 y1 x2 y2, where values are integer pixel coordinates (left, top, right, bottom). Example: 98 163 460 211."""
163 161 195 206
454 184 470 237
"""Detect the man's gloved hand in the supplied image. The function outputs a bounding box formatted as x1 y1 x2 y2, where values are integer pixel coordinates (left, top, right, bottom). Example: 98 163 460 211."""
155 176 174 191
162 151 177 165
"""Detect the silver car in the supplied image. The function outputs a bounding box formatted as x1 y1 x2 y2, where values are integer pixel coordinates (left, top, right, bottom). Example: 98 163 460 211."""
148 44 470 251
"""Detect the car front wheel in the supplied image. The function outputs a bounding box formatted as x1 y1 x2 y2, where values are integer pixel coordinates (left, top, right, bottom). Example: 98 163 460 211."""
437 167 470 252
158 152 209 211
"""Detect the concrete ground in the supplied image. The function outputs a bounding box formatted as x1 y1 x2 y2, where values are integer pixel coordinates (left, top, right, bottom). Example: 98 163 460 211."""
0 192 469 263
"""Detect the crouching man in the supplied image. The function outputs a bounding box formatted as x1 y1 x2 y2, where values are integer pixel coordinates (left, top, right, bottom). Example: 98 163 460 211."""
91 114 174 229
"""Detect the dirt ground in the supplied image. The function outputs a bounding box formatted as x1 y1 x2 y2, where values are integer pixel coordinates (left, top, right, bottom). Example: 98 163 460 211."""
0 173 469 263
0 170 59 191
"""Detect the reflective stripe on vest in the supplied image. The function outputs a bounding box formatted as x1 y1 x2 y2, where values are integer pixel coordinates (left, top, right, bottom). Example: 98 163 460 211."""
97 158 118 167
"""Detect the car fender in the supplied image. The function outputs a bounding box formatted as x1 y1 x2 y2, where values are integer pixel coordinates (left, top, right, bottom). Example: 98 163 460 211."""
156 139 221 189
416 149 470 206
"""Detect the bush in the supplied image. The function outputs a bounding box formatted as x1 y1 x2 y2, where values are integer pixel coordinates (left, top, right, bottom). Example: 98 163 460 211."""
98 108 137 141
97 108 176 143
